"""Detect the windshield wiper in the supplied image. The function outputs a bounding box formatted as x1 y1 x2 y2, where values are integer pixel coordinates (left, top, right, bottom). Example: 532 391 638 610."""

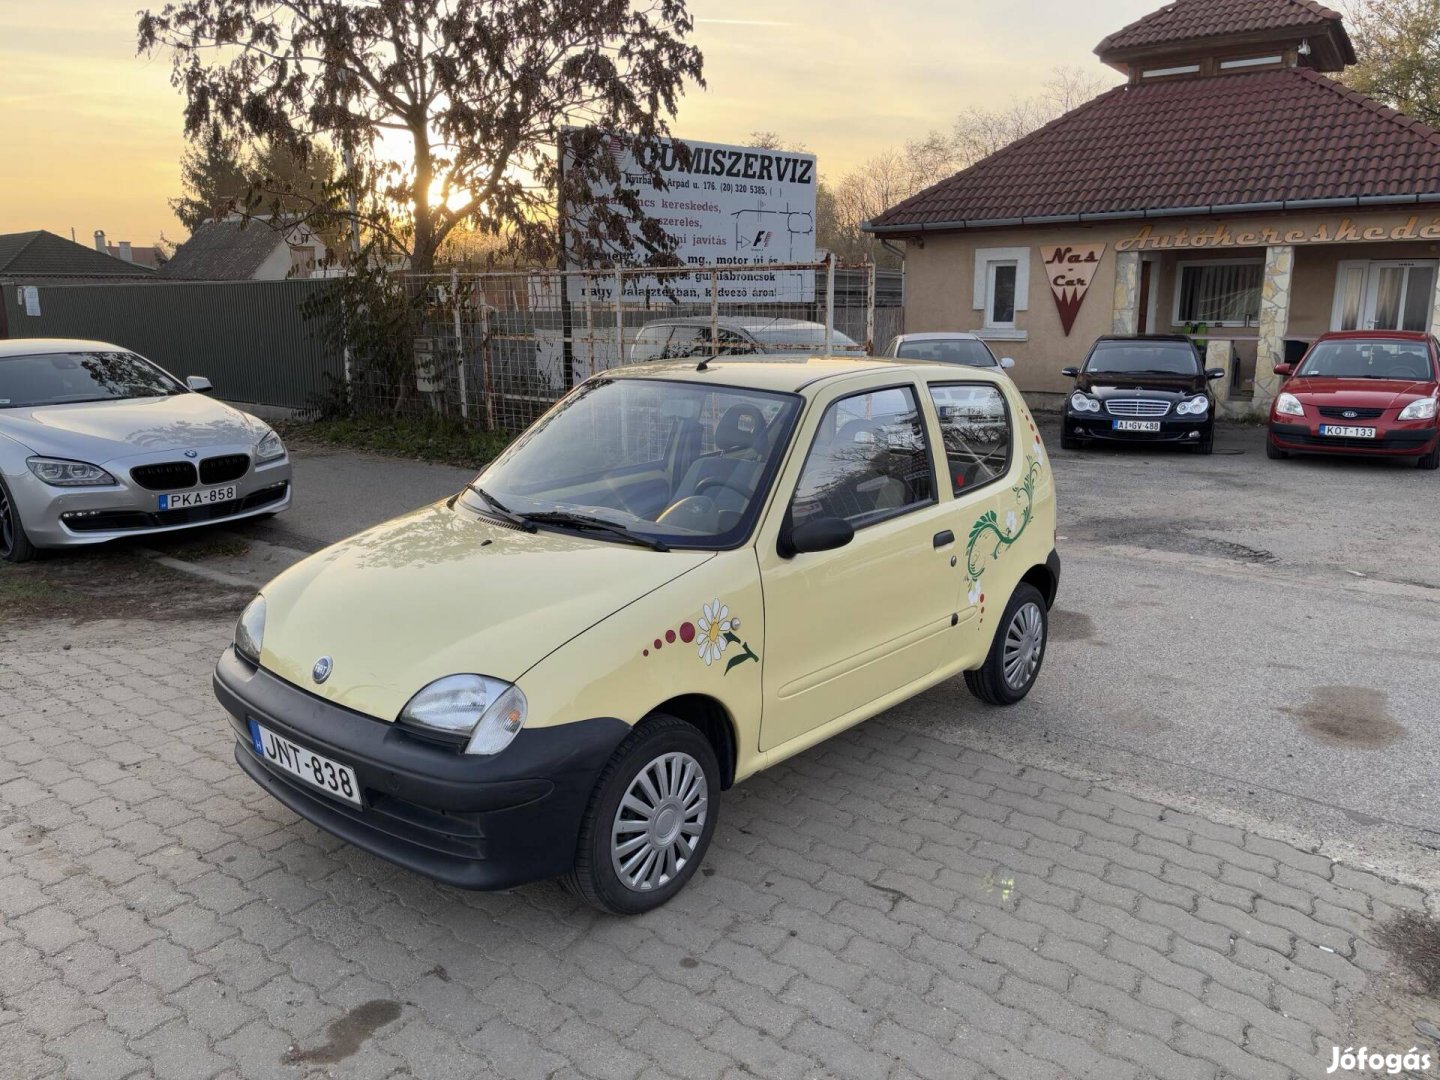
464 484 536 531
521 510 670 552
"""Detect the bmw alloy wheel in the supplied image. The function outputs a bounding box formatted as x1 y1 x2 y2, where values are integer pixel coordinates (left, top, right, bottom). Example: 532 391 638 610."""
1002 601 1045 691
610 751 708 892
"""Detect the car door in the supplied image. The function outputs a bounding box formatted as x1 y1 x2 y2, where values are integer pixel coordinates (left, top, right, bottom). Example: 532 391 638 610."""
756 381 960 752
925 378 1036 660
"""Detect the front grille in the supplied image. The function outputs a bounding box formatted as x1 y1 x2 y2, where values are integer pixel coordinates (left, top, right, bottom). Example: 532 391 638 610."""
130 461 198 491
1317 406 1384 420
200 454 250 485
1105 399 1171 417
61 483 288 532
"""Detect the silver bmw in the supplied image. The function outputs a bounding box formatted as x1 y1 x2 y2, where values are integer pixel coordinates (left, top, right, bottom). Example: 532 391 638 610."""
0 338 292 562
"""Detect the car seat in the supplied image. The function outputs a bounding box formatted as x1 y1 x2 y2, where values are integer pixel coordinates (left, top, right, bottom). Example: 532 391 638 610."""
669 403 769 514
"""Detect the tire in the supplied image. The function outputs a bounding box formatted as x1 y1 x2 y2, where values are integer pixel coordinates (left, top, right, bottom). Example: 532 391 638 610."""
1265 436 1288 460
565 714 719 914
1194 428 1214 455
1059 430 1080 451
964 582 1048 706
1418 441 1440 470
0 477 37 564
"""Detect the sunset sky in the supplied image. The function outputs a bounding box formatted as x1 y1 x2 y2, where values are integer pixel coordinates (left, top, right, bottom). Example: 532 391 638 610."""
0 0 1152 247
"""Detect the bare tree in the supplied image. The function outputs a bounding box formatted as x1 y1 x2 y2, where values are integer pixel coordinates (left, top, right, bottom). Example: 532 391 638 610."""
138 0 705 278
951 65 1112 166
1342 0 1440 128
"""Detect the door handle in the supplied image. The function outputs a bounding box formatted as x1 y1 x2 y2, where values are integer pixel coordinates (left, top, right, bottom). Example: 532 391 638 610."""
933 530 955 549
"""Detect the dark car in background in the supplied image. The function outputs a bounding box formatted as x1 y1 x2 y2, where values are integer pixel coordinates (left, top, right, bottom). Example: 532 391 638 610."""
1060 335 1225 454
1267 330 1439 469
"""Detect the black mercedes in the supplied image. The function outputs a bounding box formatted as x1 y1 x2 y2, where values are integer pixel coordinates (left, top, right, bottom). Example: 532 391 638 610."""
1060 335 1226 454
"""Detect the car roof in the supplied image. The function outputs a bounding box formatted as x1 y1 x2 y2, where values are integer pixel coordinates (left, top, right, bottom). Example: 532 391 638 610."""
639 317 825 333
892 332 983 342
601 354 1005 393
0 337 124 357
1313 330 1430 342
1092 334 1193 344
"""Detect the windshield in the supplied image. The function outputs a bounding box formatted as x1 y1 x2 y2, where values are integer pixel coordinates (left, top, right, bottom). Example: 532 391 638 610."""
0 350 183 408
1296 339 1434 380
1085 341 1200 376
463 378 802 549
893 338 997 366
749 326 865 354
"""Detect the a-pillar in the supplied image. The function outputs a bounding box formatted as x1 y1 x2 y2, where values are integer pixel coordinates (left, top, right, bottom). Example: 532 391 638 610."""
1111 251 1141 335
1253 244 1294 407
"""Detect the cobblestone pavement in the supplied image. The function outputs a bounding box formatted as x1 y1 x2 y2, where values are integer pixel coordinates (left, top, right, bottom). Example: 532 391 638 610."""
2 612 1434 1080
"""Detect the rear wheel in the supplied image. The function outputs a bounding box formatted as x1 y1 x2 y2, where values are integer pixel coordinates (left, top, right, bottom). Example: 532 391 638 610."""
566 714 719 914
1419 440 1440 470
0 478 37 563
964 583 1048 706
1266 436 1288 460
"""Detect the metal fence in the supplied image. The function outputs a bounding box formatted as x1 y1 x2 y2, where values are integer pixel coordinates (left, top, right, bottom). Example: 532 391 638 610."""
0 279 342 410
398 259 901 431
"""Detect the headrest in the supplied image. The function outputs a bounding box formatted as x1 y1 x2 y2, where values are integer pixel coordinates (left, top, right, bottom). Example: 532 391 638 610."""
715 404 766 452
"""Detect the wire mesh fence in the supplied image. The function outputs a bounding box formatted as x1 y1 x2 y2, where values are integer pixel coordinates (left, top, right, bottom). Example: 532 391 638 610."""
370 258 900 433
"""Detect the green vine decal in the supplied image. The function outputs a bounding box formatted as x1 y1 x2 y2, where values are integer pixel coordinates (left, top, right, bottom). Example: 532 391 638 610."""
723 631 759 674
966 455 1042 584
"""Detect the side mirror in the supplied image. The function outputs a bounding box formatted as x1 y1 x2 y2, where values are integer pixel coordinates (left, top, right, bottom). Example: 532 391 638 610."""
1205 367 1226 380
999 357 1016 369
1060 366 1080 378
186 375 214 394
1272 363 1293 378
782 515 854 558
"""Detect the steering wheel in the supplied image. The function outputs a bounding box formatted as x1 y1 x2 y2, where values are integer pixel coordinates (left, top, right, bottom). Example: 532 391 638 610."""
694 476 754 502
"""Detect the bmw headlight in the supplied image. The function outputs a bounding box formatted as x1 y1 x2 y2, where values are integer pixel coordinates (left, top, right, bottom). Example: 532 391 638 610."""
1398 397 1438 420
398 674 528 756
26 456 116 487
1069 392 1101 413
255 429 286 462
1275 392 1305 417
1176 396 1209 416
235 595 266 664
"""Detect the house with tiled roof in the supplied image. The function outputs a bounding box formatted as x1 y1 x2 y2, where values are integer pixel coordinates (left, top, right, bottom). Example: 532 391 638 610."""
160 216 329 281
0 230 156 286
864 0 1440 409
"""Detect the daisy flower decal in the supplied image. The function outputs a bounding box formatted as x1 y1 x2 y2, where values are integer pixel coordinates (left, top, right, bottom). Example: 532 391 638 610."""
695 598 759 673
967 577 983 606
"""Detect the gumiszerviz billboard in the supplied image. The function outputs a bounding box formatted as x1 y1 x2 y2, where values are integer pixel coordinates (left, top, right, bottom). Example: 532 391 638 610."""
564 133 818 304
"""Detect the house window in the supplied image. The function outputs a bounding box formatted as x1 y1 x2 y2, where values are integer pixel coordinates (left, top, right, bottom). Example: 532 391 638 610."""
973 247 1029 335
1142 63 1201 78
1220 55 1282 70
1174 260 1263 326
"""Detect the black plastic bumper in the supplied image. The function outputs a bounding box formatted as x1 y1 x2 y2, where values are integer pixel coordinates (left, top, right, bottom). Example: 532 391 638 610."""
1065 413 1211 443
214 647 629 889
1270 423 1438 454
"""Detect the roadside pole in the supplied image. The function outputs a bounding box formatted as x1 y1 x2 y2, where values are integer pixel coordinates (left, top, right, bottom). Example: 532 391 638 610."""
824 253 836 354
451 267 468 420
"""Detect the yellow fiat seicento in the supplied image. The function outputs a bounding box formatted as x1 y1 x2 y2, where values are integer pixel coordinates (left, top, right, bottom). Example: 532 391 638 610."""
215 356 1059 913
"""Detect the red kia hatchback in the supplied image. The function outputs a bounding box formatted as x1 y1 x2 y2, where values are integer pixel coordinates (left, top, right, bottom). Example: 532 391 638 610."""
1267 331 1440 469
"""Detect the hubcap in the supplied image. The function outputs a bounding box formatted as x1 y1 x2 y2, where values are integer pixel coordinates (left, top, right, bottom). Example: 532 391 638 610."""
1002 602 1045 690
611 751 708 892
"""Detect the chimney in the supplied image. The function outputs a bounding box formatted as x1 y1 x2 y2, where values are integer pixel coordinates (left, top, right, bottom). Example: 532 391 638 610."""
119 241 133 262
93 229 106 253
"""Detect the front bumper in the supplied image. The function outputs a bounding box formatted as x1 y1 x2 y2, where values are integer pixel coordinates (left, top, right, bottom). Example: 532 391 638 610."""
1064 411 1211 444
12 451 292 547
214 647 629 890
1270 422 1439 457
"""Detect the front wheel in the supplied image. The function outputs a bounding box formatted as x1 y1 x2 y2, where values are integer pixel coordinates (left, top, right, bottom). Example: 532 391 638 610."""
1059 430 1081 451
0 478 37 563
1194 428 1214 455
1266 436 1288 460
964 583 1048 706
566 714 719 914
1418 441 1439 470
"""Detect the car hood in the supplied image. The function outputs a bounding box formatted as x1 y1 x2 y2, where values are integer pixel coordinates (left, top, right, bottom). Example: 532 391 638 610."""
1283 377 1435 409
256 501 715 721
1075 372 1206 398
0 394 259 461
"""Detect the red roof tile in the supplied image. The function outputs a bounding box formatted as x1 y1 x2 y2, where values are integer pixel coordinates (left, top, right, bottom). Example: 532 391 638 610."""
1097 0 1341 54
866 69 1440 232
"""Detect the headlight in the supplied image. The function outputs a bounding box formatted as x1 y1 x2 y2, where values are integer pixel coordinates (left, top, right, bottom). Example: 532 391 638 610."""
398 674 527 756
1176 396 1209 416
235 595 266 664
1070 392 1100 413
1275 392 1305 417
1398 397 1438 420
26 457 116 487
255 430 286 461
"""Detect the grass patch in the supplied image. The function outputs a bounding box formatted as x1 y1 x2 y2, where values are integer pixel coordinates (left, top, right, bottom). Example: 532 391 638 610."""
278 416 513 469
165 535 252 561
0 574 86 619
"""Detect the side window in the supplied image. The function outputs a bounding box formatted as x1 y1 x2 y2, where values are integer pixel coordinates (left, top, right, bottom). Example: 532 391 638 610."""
929 383 1012 496
632 327 672 362
663 326 706 358
790 386 935 529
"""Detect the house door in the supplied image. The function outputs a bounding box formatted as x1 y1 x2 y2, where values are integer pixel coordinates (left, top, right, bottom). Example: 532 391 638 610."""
1354 262 1437 331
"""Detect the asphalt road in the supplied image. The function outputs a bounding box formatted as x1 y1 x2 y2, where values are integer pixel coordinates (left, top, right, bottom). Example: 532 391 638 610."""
227 418 1440 889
